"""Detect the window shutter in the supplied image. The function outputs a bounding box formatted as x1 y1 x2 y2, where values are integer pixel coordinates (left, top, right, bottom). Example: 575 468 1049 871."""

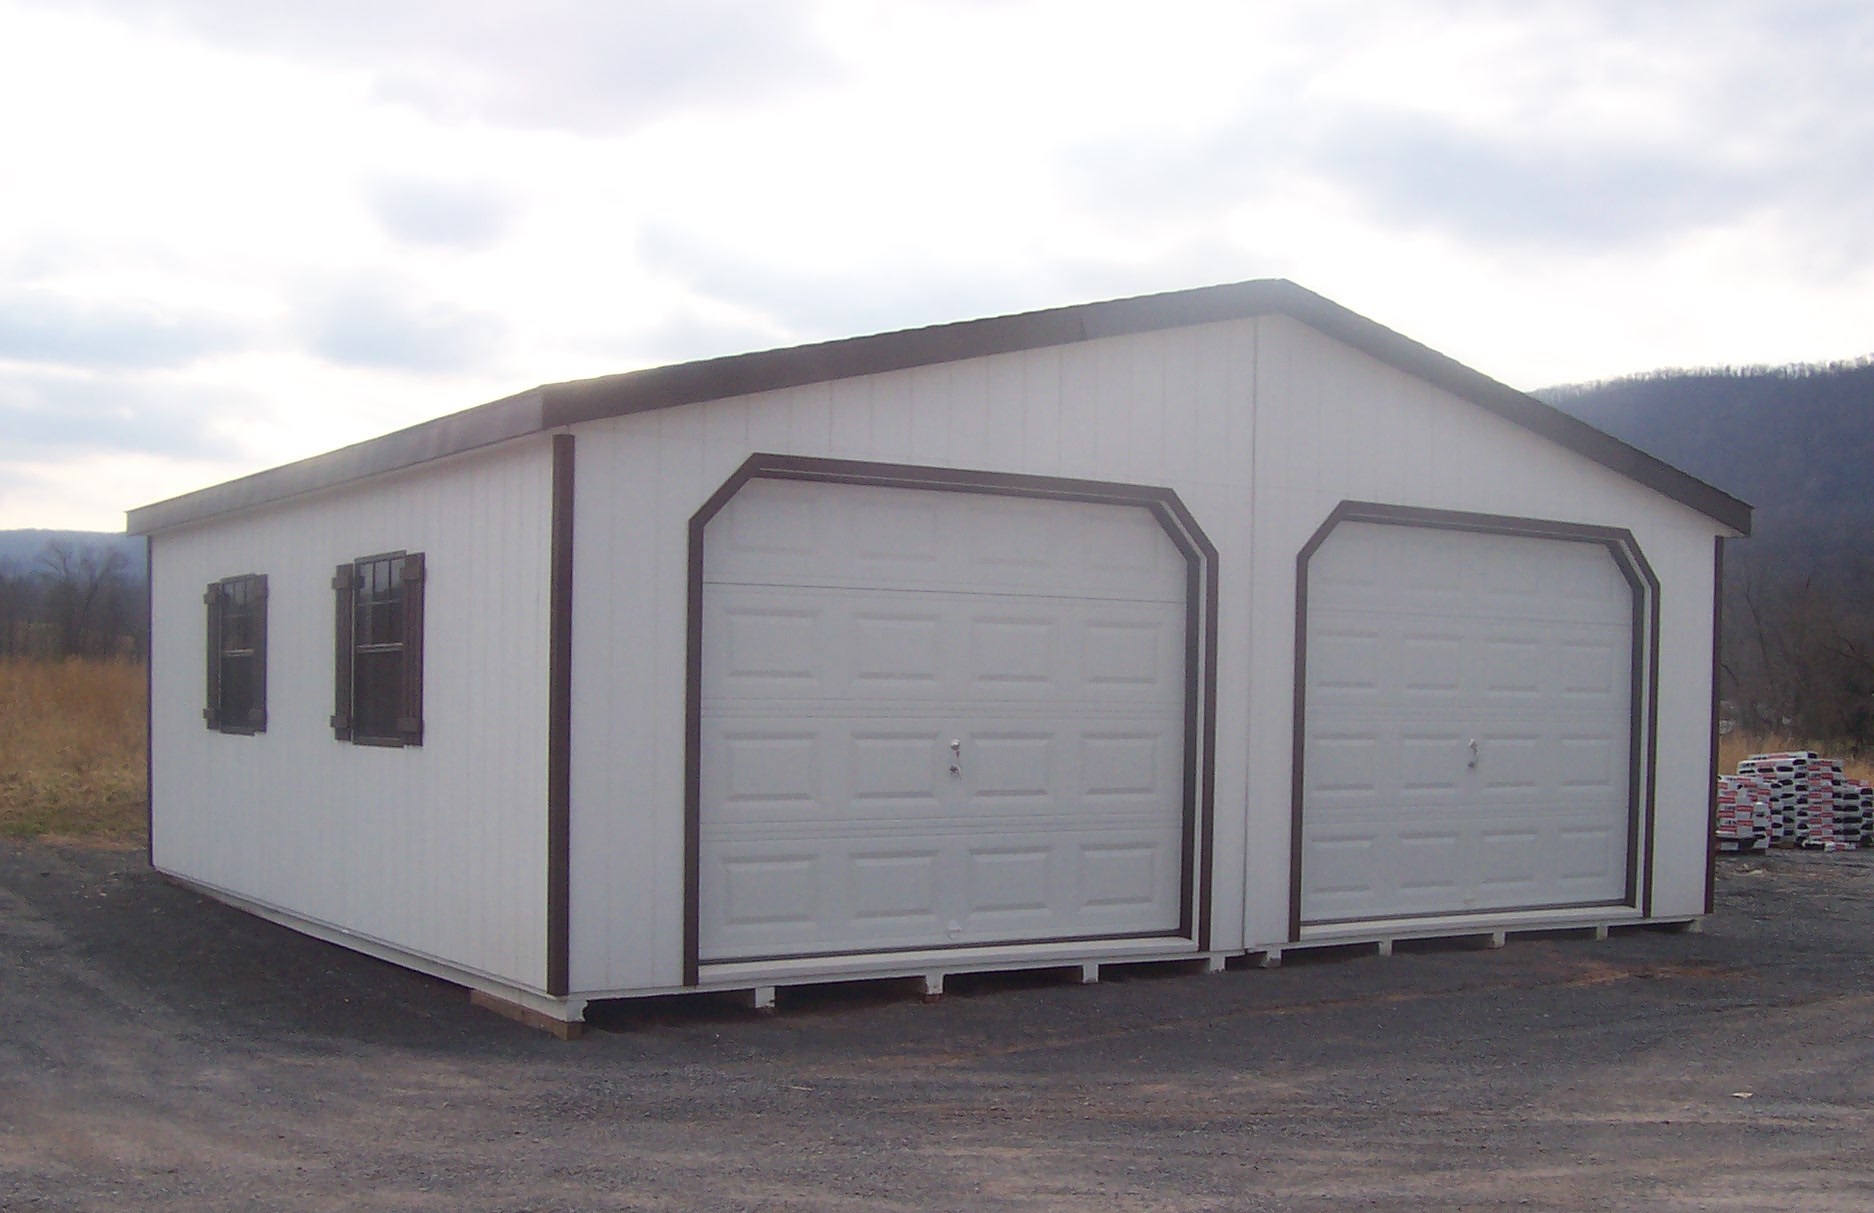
203 585 221 729
397 552 425 746
249 574 269 731
331 563 355 739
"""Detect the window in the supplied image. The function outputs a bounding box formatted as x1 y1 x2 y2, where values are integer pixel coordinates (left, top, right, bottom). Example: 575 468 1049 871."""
332 552 425 746
204 574 267 733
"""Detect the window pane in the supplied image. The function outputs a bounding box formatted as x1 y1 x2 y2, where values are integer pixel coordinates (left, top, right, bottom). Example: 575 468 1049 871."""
354 648 403 739
220 654 253 720
223 606 250 654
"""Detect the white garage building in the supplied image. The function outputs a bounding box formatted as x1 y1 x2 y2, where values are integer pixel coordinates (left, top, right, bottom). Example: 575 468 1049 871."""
129 280 1749 1033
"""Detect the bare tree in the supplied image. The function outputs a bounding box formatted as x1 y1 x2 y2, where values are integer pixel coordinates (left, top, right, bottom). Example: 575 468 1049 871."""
0 557 34 657
37 540 132 658
1724 547 1874 749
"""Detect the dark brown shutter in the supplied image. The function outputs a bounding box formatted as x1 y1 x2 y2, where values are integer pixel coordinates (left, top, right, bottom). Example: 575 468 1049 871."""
203 584 221 729
331 563 356 739
248 575 269 731
397 552 425 746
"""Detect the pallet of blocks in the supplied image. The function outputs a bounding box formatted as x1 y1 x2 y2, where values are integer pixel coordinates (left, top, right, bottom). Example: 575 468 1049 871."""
1715 774 1772 852
1728 751 1861 851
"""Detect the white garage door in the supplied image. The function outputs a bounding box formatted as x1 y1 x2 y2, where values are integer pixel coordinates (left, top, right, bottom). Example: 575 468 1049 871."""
698 478 1189 963
1301 522 1636 926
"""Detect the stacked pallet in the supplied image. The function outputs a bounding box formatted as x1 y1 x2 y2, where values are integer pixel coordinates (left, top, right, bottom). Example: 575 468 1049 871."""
1724 751 1873 851
1715 774 1772 852
1842 778 1874 846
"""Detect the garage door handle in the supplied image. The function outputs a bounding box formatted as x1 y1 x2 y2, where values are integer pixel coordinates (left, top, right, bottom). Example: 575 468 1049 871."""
1468 738 1480 769
950 738 962 777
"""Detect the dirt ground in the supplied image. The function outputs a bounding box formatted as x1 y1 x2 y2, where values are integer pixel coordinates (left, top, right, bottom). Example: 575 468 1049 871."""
4 844 1873 1212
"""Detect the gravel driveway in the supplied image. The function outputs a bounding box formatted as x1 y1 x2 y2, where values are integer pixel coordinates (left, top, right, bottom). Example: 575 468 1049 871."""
4 841 1873 1211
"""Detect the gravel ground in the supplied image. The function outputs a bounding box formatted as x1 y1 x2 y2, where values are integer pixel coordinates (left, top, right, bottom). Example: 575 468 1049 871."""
4 841 1874 1212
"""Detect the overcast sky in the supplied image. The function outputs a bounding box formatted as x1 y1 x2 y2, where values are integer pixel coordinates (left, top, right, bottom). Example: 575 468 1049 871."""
1 0 1869 531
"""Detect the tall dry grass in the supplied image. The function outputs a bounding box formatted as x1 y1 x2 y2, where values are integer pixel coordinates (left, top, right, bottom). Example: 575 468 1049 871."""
1719 731 1874 784
0 657 146 846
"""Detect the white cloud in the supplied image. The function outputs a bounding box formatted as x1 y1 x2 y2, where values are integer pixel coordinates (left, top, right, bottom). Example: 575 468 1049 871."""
0 0 1869 530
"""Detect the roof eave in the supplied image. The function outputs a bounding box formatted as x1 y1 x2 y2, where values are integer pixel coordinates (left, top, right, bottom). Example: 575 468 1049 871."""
125 278 1751 537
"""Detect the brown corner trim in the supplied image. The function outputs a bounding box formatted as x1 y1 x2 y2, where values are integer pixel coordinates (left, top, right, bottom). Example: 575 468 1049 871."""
1633 547 1664 920
1288 501 1661 941
683 453 1221 985
1704 536 1724 916
546 433 575 997
144 535 155 868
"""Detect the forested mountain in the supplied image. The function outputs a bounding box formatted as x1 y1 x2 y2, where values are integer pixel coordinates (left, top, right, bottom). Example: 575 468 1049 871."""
1539 359 1874 582
1542 357 1874 744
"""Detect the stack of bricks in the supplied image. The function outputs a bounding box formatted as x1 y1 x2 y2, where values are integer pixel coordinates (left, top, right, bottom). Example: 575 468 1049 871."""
1715 774 1773 852
1842 778 1874 847
1727 751 1862 851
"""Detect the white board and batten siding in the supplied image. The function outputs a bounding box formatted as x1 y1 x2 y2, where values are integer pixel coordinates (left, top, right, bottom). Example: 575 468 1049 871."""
1246 315 1724 943
567 322 1259 996
150 440 556 993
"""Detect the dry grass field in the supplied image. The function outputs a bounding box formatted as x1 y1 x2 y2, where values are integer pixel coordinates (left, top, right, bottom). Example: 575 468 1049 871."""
0 657 145 846
1720 730 1874 783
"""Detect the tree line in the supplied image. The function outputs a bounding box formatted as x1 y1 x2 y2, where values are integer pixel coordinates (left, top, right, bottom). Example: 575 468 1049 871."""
0 539 147 659
1722 544 1874 751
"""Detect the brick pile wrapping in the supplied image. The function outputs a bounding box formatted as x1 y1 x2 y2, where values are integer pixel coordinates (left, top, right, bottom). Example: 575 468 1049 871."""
1720 751 1873 852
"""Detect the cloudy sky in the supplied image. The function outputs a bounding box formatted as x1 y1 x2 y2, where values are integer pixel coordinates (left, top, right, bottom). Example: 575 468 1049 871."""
1 0 1869 530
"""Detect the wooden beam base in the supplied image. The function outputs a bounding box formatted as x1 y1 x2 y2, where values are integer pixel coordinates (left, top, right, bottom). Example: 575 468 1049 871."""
470 989 585 1040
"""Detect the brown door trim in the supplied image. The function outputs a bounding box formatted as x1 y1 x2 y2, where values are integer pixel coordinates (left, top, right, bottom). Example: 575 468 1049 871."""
682 454 1220 985
1288 500 1661 941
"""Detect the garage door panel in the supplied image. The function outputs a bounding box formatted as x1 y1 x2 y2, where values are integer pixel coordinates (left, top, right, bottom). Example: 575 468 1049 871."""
967 731 1054 801
1079 838 1175 913
1393 730 1457 779
701 480 1190 962
717 606 823 686
1303 833 1382 919
965 846 1055 915
1395 832 1463 899
1302 522 1636 925
716 729 822 816
705 587 1183 709
851 611 944 685
848 850 944 925
708 480 1184 603
1307 623 1386 696
1560 636 1627 695
716 853 822 931
1475 829 1541 890
700 828 1182 960
1554 826 1624 883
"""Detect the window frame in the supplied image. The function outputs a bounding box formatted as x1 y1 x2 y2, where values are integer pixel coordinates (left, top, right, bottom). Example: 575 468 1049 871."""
203 573 268 734
331 550 426 747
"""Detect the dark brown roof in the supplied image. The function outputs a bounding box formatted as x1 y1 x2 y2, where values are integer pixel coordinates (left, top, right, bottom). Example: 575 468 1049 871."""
126 279 1752 535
